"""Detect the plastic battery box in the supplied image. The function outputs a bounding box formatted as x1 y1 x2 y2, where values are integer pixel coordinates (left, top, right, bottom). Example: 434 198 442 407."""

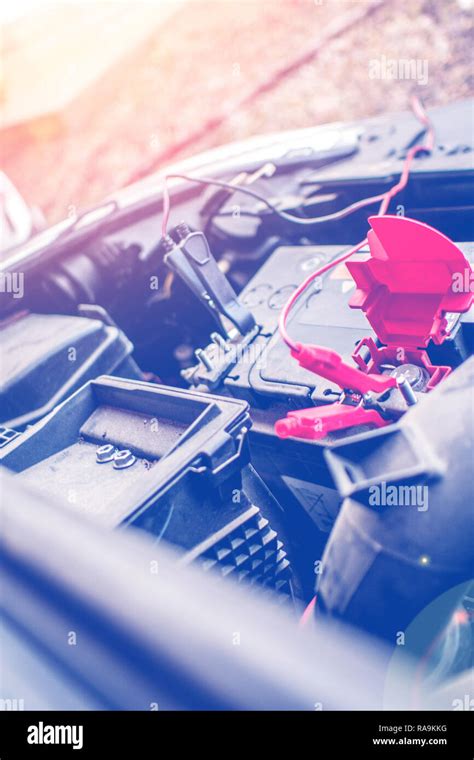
184 241 474 595
1 375 293 597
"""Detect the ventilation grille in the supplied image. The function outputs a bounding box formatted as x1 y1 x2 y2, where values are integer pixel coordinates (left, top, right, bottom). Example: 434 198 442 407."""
198 507 292 597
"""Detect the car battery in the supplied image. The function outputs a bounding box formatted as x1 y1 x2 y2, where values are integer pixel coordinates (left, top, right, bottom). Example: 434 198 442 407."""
1 375 293 597
183 240 474 596
0 310 141 432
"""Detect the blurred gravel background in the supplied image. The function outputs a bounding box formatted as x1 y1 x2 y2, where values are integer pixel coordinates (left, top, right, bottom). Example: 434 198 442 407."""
2 0 473 224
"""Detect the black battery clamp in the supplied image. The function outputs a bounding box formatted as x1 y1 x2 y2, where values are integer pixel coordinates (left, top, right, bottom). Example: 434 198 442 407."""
163 224 256 337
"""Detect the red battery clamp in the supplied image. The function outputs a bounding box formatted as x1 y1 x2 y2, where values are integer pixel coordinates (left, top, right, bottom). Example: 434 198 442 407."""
275 215 473 440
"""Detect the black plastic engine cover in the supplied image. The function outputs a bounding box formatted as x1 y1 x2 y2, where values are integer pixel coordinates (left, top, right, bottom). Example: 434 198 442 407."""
0 311 141 430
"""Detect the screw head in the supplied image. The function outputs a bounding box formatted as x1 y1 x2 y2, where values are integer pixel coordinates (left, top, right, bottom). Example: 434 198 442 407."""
113 449 136 470
96 444 116 463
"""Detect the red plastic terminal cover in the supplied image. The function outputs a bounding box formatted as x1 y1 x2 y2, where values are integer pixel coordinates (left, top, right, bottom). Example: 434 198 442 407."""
346 215 473 349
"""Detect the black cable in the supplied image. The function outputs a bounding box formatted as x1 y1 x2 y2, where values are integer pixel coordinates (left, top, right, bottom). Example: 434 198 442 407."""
161 172 387 234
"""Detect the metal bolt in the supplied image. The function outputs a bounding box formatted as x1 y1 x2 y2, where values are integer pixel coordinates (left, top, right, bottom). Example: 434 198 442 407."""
391 363 429 391
397 376 418 406
211 332 230 352
175 221 192 241
96 444 116 463
195 348 213 371
113 449 136 470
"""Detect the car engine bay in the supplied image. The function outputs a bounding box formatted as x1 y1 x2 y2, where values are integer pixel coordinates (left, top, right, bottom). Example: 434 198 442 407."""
0 98 473 708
